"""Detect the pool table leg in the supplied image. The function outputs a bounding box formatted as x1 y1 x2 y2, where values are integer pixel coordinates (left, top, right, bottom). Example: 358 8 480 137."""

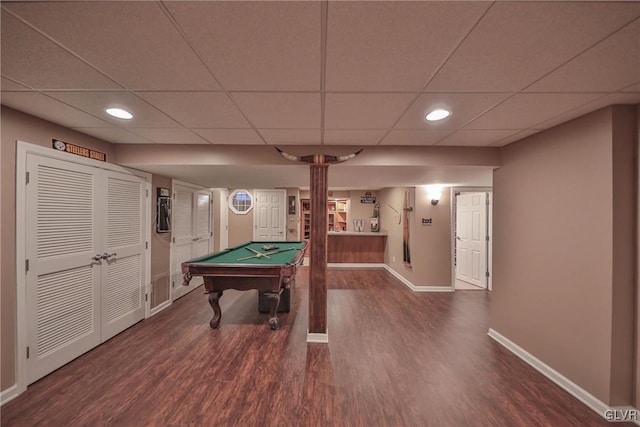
207 290 223 329
263 291 281 330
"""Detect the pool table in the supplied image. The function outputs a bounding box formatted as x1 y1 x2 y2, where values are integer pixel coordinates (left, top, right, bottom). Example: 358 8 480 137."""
181 241 307 330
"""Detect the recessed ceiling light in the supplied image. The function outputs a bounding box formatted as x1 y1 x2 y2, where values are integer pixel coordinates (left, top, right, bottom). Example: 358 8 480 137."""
425 109 450 122
105 107 133 120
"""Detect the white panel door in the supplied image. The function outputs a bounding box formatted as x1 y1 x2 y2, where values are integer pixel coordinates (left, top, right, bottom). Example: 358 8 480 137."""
25 154 101 384
456 193 487 288
254 190 286 241
100 170 146 341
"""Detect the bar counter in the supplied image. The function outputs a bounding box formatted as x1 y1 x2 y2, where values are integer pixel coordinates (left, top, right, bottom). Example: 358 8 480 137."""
327 231 387 263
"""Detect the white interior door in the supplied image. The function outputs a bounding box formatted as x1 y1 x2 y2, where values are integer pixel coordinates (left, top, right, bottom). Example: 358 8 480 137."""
171 182 212 300
254 190 286 241
219 189 229 250
25 154 102 383
100 170 146 341
456 193 488 288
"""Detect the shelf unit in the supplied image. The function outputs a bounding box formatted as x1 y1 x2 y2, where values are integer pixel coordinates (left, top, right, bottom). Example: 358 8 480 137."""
300 198 349 250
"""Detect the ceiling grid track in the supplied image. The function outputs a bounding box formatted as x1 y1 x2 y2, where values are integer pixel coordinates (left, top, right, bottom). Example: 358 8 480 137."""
320 0 329 145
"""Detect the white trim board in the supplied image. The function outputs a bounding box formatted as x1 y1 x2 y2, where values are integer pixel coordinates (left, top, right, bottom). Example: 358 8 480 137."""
383 265 454 292
0 385 19 406
306 330 329 344
488 328 638 424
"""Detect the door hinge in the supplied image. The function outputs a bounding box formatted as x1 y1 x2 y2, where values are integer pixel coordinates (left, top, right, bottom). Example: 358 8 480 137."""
172 280 175 288
210 231 213 237
26 171 30 185
486 271 490 278
172 237 175 243
26 346 30 359
145 241 149 249
486 196 490 206
486 235 490 241
145 293 148 302
146 189 149 197
25 259 29 272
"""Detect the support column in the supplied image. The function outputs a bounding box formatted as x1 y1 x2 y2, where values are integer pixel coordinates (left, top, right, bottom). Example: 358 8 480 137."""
308 162 328 341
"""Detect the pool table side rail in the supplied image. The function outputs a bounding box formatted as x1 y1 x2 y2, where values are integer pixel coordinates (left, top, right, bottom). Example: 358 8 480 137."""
180 241 307 285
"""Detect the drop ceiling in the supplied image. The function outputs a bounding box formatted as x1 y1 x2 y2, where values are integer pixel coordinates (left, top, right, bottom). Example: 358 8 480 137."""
2 1 639 188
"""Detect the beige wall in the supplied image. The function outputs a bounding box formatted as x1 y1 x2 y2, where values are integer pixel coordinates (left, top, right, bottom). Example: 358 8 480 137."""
378 186 452 287
492 106 636 406
1 107 117 390
227 189 255 247
150 175 172 309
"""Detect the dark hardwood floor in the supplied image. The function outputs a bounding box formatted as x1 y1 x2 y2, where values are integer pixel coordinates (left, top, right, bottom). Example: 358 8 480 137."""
2 268 630 427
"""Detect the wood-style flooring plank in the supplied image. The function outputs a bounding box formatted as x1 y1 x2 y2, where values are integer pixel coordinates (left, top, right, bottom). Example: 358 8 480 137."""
1 268 631 427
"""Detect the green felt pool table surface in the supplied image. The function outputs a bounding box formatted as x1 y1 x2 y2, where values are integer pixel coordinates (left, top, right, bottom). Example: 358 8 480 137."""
188 241 306 266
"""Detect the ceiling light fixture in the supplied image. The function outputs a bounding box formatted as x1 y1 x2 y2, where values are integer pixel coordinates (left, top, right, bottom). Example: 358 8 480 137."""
425 109 450 122
105 107 133 120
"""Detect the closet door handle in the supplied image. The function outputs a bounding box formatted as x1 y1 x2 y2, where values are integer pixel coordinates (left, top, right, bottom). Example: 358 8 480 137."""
102 252 117 259
92 254 103 261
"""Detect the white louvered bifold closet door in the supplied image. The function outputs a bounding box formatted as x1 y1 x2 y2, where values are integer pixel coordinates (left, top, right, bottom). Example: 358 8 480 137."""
171 184 212 300
100 170 146 341
25 155 101 384
193 190 212 259
172 185 197 300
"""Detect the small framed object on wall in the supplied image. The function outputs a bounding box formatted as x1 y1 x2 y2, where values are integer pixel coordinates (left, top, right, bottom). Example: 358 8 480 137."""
288 195 296 215
156 187 171 233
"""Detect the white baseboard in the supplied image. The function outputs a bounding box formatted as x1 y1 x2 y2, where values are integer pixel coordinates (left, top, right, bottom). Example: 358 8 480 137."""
0 384 19 406
328 263 385 268
306 330 329 343
488 328 639 423
383 265 454 292
149 299 172 317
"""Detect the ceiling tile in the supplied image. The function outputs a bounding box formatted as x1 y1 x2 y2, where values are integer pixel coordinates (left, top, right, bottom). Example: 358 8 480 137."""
395 92 511 129
526 19 640 93
128 128 208 145
258 129 321 145
465 93 604 130
427 2 640 91
324 130 387 145
72 127 152 144
1 77 30 89
193 128 264 145
165 2 321 91
44 91 181 128
136 92 250 128
3 2 221 90
231 93 320 128
1 91 111 128
325 93 416 129
436 129 518 147
622 81 640 92
1 10 120 90
379 130 453 146
325 2 490 91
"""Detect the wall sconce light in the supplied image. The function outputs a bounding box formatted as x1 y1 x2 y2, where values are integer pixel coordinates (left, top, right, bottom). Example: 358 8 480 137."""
425 185 443 205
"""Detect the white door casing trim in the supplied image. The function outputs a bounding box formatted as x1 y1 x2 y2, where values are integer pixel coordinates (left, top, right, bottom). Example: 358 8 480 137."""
14 140 151 403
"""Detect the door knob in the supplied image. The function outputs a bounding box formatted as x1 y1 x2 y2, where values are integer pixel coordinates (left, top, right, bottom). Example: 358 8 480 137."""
102 252 117 259
92 254 103 261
